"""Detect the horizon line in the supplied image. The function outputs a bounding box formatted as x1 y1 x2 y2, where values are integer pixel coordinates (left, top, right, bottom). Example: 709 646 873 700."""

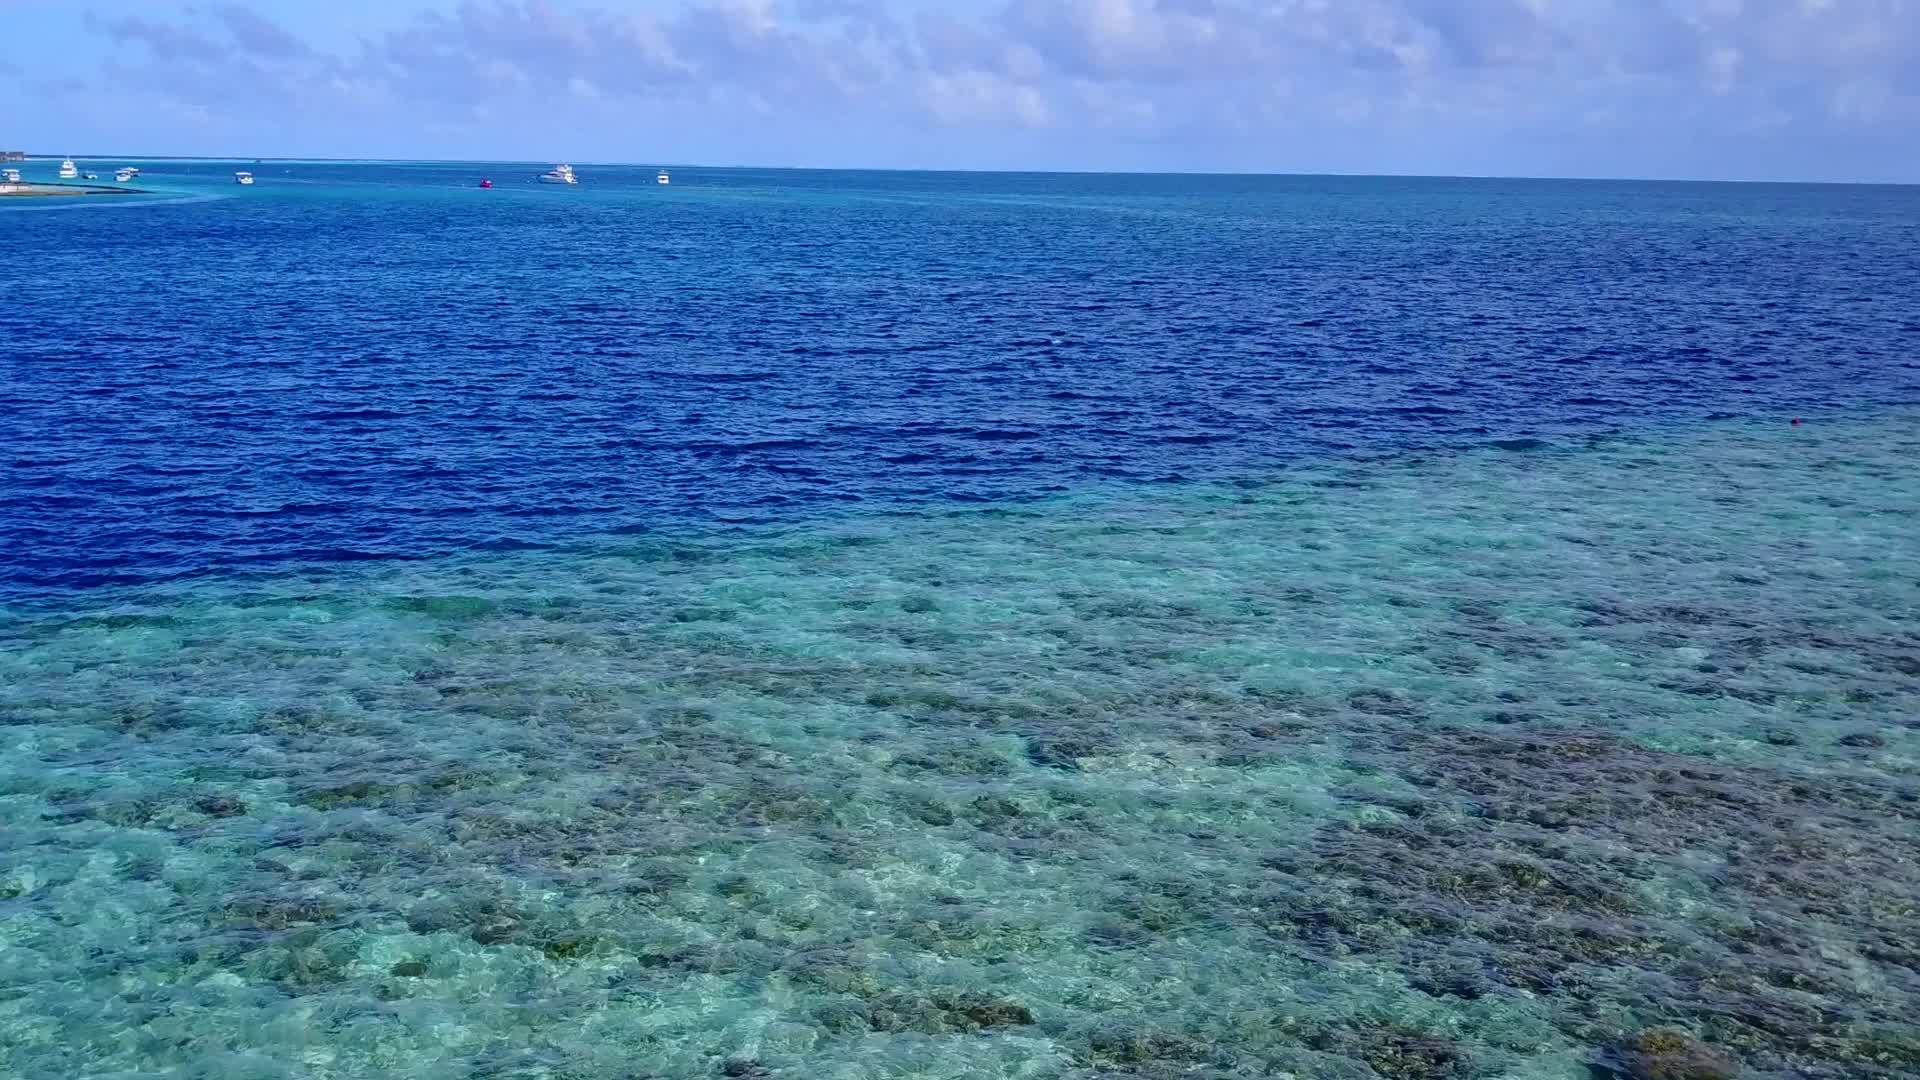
11 153 1916 188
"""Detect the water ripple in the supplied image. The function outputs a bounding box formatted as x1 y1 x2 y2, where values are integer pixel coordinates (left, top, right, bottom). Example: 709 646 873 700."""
3 167 1918 604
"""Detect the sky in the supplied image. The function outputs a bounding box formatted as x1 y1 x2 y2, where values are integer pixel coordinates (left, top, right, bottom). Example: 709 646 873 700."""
2 0 1916 181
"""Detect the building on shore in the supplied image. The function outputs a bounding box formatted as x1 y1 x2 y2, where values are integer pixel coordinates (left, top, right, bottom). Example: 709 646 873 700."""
1 151 26 161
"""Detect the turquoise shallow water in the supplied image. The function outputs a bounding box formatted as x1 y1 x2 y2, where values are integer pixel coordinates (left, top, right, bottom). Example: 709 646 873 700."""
4 413 1916 1078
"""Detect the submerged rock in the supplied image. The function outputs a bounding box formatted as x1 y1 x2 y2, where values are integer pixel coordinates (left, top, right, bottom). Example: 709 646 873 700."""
1087 1025 1211 1067
1408 965 1490 1001
540 937 596 961
1360 1035 1474 1080
223 896 340 930
1284 723 1920 1073
1348 688 1420 716
811 1000 871 1034
1025 735 1099 770
865 990 1035 1034
194 795 248 817
298 779 401 809
1303 1026 1474 1080
1609 1029 1739 1080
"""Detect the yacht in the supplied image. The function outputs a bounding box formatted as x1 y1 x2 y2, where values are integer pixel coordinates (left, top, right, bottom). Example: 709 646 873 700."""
657 169 670 185
234 171 255 186
538 163 578 185
58 158 78 179
2 168 20 183
115 168 137 183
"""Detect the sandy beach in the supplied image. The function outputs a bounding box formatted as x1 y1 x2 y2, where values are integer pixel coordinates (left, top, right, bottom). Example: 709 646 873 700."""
0 182 140 197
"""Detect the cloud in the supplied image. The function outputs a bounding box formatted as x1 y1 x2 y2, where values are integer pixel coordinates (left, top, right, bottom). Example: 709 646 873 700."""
86 11 232 65
214 4 311 59
69 0 1920 176
921 68 1050 127
996 0 1266 83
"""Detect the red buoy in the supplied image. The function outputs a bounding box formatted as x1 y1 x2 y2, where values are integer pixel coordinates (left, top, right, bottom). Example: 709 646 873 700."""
480 178 493 189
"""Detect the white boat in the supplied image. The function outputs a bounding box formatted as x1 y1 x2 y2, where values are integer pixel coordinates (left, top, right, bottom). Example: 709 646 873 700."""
115 168 136 183
2 169 20 183
234 171 255 186
538 163 577 185
82 172 97 181
58 158 78 179
657 170 670 185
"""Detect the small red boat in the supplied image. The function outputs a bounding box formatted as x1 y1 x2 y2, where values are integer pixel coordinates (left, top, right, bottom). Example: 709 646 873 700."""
479 178 493 189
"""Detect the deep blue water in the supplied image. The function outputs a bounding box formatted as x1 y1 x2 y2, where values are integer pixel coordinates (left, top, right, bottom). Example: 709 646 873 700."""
4 162 1917 601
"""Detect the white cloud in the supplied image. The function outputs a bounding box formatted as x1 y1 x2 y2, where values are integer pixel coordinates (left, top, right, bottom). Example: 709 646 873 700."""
65 0 1920 176
922 70 1051 127
1706 45 1741 93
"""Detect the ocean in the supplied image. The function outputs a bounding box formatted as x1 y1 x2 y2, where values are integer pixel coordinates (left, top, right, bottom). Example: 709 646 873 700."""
2 161 1918 1078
